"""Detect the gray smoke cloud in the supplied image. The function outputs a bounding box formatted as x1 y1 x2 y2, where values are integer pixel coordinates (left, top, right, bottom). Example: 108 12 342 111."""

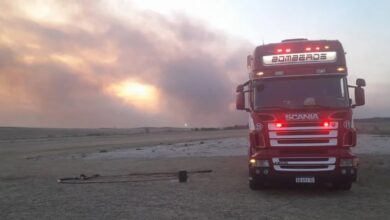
0 1 251 128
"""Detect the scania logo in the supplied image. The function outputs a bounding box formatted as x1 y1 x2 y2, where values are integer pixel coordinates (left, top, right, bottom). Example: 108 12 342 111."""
285 113 319 121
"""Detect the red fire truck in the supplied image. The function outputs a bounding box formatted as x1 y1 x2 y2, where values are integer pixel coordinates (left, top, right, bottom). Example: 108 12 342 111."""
236 39 366 190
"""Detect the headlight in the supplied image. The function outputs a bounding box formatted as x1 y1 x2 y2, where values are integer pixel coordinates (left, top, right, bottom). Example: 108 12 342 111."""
250 159 270 167
257 160 270 167
340 159 353 167
340 158 359 167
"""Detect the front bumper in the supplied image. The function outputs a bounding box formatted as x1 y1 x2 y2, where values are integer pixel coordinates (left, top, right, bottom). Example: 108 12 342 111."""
249 167 357 184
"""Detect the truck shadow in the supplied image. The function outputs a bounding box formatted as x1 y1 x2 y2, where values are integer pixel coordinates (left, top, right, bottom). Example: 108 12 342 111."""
254 183 353 196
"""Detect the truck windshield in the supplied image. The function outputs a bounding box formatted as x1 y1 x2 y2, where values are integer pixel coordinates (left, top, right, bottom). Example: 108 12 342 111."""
254 76 349 110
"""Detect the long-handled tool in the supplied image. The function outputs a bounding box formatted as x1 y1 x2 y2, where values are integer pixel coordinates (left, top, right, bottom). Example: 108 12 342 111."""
57 169 212 184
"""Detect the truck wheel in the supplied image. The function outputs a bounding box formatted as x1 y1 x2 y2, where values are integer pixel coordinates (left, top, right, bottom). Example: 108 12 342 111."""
249 179 264 190
334 181 352 190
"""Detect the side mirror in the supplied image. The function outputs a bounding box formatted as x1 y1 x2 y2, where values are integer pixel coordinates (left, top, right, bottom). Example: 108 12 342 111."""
356 78 366 87
236 92 245 110
354 87 365 106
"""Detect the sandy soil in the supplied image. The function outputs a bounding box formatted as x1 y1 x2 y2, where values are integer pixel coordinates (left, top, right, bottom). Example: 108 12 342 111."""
1 129 390 219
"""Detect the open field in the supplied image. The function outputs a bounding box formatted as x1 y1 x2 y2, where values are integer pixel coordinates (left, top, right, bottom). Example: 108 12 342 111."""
1 128 390 219
355 118 390 135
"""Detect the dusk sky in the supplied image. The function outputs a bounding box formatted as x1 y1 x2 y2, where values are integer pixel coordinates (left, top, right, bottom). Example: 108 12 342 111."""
0 0 389 128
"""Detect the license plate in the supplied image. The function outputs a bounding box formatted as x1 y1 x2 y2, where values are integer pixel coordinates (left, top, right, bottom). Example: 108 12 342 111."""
295 177 315 183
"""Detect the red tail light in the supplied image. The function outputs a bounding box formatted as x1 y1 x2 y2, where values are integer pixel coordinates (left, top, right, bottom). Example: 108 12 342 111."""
276 123 283 128
323 122 330 127
305 47 312 51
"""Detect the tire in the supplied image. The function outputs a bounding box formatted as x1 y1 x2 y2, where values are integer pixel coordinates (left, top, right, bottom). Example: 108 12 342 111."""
334 181 352 190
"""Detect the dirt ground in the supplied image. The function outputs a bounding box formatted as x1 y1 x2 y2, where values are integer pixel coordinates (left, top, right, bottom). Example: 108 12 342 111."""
1 129 390 219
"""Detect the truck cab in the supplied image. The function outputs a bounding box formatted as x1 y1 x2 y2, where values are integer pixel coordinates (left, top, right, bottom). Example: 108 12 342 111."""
236 39 366 190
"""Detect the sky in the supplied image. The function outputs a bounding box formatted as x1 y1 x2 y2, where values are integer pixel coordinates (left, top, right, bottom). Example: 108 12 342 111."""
0 0 389 128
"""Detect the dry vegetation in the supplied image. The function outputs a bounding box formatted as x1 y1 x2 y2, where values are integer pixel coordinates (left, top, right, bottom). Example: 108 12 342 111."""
355 118 390 135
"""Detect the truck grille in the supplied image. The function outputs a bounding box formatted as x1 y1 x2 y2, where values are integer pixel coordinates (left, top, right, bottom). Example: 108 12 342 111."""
268 122 338 147
272 157 336 172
